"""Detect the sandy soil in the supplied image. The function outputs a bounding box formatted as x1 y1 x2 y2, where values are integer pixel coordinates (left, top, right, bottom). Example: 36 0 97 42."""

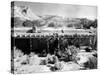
13 50 97 74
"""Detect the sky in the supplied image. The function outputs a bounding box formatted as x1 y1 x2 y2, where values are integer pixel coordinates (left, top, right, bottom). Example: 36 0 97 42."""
14 1 97 20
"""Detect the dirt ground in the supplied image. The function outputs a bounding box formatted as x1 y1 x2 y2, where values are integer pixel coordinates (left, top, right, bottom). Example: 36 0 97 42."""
14 60 81 74
13 50 97 74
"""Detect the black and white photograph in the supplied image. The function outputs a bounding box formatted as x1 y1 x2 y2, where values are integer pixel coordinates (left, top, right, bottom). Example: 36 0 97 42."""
11 1 97 74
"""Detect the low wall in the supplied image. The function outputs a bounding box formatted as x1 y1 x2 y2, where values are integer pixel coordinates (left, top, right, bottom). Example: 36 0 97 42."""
11 34 97 54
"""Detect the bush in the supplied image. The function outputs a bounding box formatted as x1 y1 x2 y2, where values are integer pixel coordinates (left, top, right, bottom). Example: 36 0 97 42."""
48 22 55 27
50 62 63 71
75 53 97 69
65 46 79 61
23 20 33 27
84 56 97 69
13 47 24 59
46 54 59 64
40 59 47 65
67 24 73 28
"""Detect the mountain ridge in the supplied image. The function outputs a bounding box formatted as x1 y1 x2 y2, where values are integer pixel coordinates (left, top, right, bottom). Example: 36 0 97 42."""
11 5 40 21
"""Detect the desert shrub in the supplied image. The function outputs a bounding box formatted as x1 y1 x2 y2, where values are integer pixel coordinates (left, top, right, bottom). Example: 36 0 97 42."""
75 53 97 69
83 56 97 69
13 48 30 73
85 47 91 52
65 46 79 61
29 52 35 57
91 51 97 57
14 47 24 59
46 54 59 64
55 46 79 62
50 62 63 71
19 55 29 65
39 59 47 65
29 54 40 65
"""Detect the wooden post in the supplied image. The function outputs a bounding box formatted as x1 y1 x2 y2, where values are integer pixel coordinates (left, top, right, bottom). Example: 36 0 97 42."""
47 38 49 54
30 37 32 52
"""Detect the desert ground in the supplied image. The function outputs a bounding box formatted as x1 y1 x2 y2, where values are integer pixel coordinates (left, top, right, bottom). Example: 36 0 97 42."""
12 46 97 74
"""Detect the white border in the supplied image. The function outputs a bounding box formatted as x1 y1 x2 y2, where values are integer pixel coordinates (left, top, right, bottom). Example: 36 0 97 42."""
0 0 100 75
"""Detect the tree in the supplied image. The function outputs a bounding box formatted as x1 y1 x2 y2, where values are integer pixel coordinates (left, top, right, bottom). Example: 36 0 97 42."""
32 20 45 27
48 22 55 27
23 20 33 27
90 19 97 28
80 18 96 29
74 23 82 29
67 24 73 28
